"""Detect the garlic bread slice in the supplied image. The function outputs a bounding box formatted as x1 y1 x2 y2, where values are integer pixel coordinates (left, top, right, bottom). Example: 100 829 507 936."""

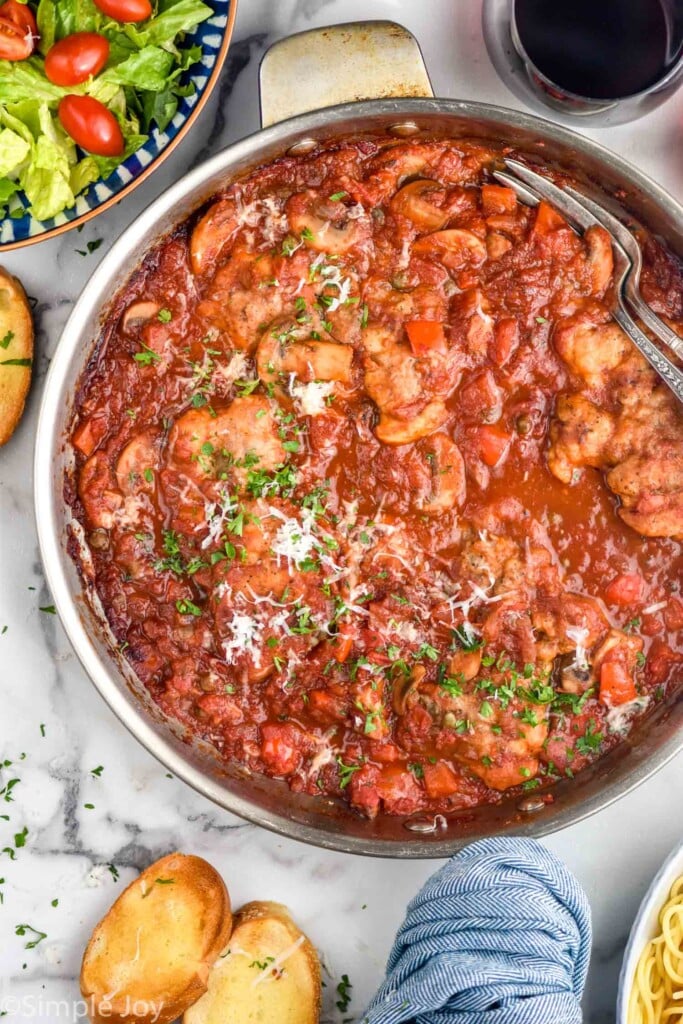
184 901 321 1024
81 852 232 1024
0 267 33 447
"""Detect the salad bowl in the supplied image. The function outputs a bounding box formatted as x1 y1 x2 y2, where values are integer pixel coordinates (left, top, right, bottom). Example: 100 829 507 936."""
0 0 236 250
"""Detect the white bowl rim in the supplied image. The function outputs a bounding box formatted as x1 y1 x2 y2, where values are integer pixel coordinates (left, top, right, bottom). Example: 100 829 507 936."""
617 838 683 1023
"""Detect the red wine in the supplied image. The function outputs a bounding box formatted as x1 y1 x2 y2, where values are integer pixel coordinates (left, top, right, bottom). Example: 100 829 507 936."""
513 0 682 99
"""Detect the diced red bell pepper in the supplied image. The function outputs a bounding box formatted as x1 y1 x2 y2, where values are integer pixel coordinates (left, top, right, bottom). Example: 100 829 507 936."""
333 633 353 663
599 661 637 707
481 184 517 215
532 200 566 236
490 318 519 366
405 320 447 356
422 761 460 798
260 723 304 776
476 424 511 467
72 416 106 457
604 573 643 607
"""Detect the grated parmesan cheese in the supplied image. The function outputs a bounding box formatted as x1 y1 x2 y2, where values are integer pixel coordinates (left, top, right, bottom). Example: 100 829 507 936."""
251 935 306 988
213 351 251 388
112 493 152 529
566 625 590 671
319 263 352 311
269 506 341 575
289 378 335 416
235 193 288 247
222 611 264 667
201 489 238 550
606 695 649 735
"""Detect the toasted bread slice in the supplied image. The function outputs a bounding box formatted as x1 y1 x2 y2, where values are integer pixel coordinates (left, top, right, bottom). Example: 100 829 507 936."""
81 852 232 1024
0 267 33 447
184 901 321 1024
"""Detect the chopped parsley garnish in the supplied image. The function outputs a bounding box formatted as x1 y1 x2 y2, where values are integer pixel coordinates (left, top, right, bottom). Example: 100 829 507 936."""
0 331 14 349
234 378 260 397
575 719 603 755
176 598 202 617
415 642 439 662
329 191 348 201
133 344 161 366
157 308 172 323
451 625 483 652
245 462 296 499
336 757 362 789
155 531 205 576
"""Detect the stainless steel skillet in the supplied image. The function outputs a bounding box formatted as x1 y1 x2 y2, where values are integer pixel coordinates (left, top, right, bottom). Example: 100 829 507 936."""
34 22 683 857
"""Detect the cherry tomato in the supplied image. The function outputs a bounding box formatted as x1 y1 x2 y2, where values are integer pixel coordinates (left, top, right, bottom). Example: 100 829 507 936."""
58 95 124 157
45 33 110 86
0 0 37 61
92 0 152 22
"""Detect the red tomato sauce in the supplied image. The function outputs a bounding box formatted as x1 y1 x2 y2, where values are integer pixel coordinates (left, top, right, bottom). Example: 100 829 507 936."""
67 138 683 820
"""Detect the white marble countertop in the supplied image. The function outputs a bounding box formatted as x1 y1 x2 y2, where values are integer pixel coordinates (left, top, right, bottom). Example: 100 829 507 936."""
0 1 682 1021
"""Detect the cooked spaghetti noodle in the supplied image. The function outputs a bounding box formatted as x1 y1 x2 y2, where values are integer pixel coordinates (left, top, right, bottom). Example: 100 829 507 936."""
629 874 683 1023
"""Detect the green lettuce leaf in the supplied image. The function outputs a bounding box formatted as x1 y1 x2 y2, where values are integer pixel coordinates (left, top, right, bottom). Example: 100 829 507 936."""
0 129 29 176
70 155 101 195
130 1 213 47
0 59 65 104
91 132 147 179
21 134 74 219
0 178 19 204
100 45 176 92
36 0 57 54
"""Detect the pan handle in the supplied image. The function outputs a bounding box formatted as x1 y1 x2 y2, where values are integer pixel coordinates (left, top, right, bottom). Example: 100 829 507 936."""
259 20 434 128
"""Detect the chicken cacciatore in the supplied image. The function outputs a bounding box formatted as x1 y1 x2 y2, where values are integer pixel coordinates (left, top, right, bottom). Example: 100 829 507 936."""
68 138 683 820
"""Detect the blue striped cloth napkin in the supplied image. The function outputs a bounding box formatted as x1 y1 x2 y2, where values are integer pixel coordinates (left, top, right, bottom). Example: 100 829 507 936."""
363 838 591 1024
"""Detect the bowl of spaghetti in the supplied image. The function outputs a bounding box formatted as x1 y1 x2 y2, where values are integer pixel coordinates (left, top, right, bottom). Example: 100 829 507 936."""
618 840 683 1023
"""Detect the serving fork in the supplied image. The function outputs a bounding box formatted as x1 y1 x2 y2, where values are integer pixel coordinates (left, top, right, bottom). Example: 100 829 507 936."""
492 158 683 405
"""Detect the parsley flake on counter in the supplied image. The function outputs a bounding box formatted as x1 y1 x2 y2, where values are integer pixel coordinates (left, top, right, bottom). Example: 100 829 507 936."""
15 924 47 950
336 974 353 1013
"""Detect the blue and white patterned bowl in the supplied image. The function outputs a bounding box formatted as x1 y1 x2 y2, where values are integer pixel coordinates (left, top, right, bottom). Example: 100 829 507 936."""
0 0 236 250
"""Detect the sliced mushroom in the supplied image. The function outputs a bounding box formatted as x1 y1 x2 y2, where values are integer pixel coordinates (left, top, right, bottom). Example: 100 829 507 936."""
556 653 592 694
392 664 426 715
115 432 158 494
390 180 449 231
285 190 369 254
448 647 482 682
190 196 241 276
121 301 161 335
584 224 613 297
413 229 487 271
